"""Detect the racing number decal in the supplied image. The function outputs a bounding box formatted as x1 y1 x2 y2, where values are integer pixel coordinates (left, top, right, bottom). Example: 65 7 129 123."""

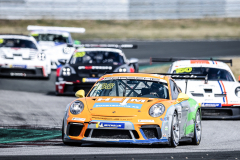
31 33 39 36
74 52 86 58
95 83 115 90
175 67 192 73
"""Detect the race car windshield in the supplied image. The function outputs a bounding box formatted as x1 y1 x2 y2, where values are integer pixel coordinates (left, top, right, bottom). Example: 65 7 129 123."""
0 38 37 49
32 34 69 43
173 67 234 81
70 51 124 64
89 79 169 99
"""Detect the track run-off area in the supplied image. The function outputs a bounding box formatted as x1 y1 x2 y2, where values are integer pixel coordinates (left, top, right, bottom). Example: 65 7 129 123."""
1 40 240 159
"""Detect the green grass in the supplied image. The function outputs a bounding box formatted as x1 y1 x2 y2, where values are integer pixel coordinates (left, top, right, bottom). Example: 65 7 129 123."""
1 18 240 40
0 128 61 144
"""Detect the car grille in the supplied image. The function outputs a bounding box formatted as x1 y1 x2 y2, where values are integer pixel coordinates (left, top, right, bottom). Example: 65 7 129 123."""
191 93 204 97
91 129 132 139
204 89 212 93
64 84 93 93
202 109 232 116
0 68 43 76
67 123 84 136
142 128 159 139
141 125 161 139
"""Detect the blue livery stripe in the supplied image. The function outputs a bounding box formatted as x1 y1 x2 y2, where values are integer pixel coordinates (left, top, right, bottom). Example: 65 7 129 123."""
217 81 225 103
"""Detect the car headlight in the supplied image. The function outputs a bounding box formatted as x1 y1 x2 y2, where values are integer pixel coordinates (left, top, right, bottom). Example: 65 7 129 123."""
62 67 71 76
235 87 240 97
70 101 84 115
63 47 71 54
37 53 46 61
149 103 165 117
119 68 127 72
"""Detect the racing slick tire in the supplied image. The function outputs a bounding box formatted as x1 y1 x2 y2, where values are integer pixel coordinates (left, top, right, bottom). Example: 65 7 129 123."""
191 109 202 145
62 121 82 146
169 111 180 147
133 63 139 73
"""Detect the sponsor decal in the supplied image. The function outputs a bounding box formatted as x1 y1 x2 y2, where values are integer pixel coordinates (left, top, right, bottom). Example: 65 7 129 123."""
96 122 125 129
165 126 168 130
78 66 112 70
72 118 86 121
190 60 210 64
31 32 39 36
175 67 192 73
11 65 27 69
162 134 167 139
93 103 142 109
97 98 146 103
10 73 26 77
74 51 85 58
82 78 99 83
95 83 115 89
138 120 154 123
160 117 168 121
201 103 222 108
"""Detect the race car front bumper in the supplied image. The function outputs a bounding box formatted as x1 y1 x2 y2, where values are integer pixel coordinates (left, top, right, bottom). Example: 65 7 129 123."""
56 81 95 95
201 106 240 120
63 120 170 145
0 65 48 78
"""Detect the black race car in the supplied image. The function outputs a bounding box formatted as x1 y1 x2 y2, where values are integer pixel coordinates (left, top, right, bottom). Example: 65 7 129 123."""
55 44 139 95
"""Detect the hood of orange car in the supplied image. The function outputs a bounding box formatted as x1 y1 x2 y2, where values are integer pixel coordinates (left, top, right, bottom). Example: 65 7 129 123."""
85 97 166 117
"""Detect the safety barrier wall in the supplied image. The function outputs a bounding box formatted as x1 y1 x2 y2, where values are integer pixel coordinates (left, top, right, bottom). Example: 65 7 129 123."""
0 0 240 20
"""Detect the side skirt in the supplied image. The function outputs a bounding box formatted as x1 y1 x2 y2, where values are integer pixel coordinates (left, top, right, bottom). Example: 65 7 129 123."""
179 137 192 143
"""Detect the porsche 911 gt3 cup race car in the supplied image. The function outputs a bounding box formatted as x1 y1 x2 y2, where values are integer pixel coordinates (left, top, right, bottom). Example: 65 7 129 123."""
27 25 85 69
55 44 139 95
0 34 51 79
151 58 240 119
62 73 203 147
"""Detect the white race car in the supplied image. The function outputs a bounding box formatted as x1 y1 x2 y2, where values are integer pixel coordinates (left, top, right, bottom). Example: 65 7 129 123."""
0 34 51 79
151 58 240 119
27 25 85 69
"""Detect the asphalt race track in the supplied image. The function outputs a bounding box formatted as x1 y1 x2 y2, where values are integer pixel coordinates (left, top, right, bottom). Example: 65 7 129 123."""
1 40 240 159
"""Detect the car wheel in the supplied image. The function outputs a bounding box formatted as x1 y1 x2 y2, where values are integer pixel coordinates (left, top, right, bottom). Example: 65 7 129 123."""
62 120 81 146
192 109 201 145
170 111 180 147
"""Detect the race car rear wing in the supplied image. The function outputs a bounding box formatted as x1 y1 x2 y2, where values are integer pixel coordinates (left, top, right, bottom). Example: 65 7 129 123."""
67 43 137 49
152 73 207 80
150 57 233 66
152 73 208 93
27 25 85 33
105 72 207 94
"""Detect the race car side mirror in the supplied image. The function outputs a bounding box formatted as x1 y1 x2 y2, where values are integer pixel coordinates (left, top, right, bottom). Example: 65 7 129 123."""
58 59 67 65
75 90 85 98
176 93 189 103
67 43 74 47
128 58 138 64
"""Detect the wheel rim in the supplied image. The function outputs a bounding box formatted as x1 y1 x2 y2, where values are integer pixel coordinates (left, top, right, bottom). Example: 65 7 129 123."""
172 113 180 144
195 111 201 142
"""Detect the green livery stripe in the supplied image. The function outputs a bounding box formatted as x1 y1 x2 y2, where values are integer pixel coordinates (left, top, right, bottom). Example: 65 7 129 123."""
187 98 199 121
187 111 196 121
188 98 198 108
185 124 194 135
185 98 198 135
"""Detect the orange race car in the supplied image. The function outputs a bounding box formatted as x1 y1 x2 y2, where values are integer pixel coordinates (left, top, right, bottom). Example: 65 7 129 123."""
62 73 203 147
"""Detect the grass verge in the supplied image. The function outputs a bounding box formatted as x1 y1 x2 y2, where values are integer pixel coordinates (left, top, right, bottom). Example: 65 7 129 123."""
1 18 240 40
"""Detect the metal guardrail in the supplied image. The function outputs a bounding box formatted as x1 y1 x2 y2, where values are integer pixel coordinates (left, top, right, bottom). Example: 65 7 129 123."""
0 0 240 20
